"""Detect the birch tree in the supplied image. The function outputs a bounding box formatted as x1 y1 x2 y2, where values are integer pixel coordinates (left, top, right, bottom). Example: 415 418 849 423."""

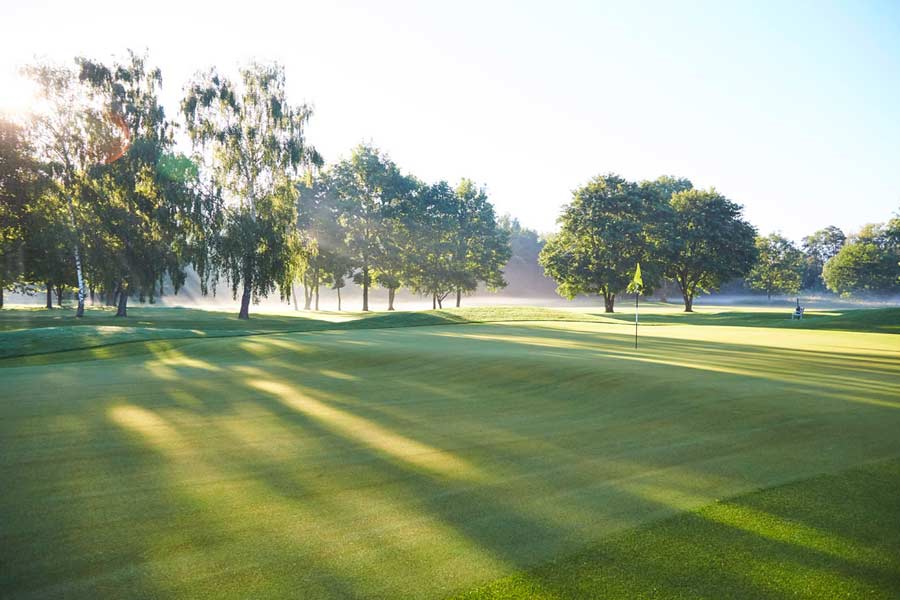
183 63 321 319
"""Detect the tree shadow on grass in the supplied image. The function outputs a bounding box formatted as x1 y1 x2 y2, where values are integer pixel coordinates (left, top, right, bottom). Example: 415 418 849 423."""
454 459 900 599
3 321 900 598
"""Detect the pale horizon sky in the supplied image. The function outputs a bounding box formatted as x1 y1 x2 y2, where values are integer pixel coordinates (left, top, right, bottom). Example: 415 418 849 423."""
2 0 899 242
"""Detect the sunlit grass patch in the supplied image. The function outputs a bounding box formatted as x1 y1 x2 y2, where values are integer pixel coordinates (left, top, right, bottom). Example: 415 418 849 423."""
0 305 898 599
453 459 900 600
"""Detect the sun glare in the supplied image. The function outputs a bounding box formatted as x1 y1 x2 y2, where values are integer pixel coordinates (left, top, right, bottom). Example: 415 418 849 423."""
0 70 38 118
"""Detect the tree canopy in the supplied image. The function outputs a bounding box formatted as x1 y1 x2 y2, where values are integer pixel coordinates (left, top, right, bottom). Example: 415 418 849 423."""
823 221 900 297
539 174 666 312
664 188 757 311
746 233 805 300
5 49 900 317
183 63 321 318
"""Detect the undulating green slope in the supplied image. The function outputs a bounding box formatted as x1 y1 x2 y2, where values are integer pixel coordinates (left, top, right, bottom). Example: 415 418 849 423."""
2 304 897 361
1 305 898 599
453 458 900 599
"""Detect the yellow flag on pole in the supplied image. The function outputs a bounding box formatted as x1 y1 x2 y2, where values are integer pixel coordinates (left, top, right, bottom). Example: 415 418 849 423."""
632 263 642 349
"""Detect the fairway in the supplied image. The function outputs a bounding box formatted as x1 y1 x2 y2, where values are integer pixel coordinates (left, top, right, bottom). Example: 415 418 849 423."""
1 305 899 599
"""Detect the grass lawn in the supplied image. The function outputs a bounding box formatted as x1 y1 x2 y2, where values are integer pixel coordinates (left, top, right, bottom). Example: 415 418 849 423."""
1 304 899 599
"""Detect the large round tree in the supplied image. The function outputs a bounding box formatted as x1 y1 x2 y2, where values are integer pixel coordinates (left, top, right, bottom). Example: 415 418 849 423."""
823 223 900 297
663 189 757 312
539 174 666 312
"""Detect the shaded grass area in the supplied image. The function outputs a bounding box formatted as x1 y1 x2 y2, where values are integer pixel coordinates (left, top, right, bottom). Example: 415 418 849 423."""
0 305 613 360
600 305 900 334
453 459 900 599
2 304 898 362
1 313 899 599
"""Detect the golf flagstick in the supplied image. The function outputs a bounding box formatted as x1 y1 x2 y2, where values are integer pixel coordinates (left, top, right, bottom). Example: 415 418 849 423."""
635 291 639 349
631 263 643 349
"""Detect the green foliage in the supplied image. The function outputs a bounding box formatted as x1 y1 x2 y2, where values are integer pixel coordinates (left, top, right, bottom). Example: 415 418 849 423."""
23 60 121 315
183 63 321 318
664 188 757 311
0 118 42 302
746 233 804 299
801 225 845 290
326 144 411 310
539 173 666 312
78 51 211 315
296 174 352 309
310 145 510 310
448 179 510 302
404 181 459 306
498 215 557 297
822 225 900 297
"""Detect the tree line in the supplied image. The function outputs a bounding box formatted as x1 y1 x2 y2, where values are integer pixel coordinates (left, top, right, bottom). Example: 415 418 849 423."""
0 53 510 318
3 52 898 318
539 174 900 312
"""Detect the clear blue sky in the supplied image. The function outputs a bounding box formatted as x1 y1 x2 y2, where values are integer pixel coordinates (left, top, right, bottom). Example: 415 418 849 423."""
2 0 899 241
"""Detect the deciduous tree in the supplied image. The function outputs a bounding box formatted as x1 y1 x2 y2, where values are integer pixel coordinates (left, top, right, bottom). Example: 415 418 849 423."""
183 63 321 319
80 51 208 317
539 174 664 312
448 179 510 307
801 226 845 290
823 223 900 296
329 144 406 311
25 62 119 317
746 233 804 300
0 118 41 308
664 188 757 311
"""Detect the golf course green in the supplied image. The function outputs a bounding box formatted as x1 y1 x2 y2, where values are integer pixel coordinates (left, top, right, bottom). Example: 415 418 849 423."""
1 304 899 599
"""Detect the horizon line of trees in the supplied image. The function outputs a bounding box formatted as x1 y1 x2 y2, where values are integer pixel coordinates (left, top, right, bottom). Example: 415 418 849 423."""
538 174 900 312
0 52 510 318
3 51 898 318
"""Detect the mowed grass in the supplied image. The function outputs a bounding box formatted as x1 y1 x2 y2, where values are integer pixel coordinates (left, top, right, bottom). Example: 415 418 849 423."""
1 304 899 599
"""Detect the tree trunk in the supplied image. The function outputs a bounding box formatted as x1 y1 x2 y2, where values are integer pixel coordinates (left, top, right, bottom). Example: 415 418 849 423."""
238 257 252 319
238 279 252 320
0 287 3 309
437 295 443 309
73 245 86 318
676 275 694 312
55 284 63 307
89 285 95 305
313 265 320 311
116 285 128 317
303 278 312 310
46 283 53 309
292 284 299 311
432 294 436 310
603 291 615 313
456 287 461 307
388 288 395 311
337 287 341 311
362 266 369 311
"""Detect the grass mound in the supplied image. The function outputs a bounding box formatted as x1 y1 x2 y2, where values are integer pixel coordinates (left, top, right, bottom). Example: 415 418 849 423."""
453 459 900 599
0 306 609 361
